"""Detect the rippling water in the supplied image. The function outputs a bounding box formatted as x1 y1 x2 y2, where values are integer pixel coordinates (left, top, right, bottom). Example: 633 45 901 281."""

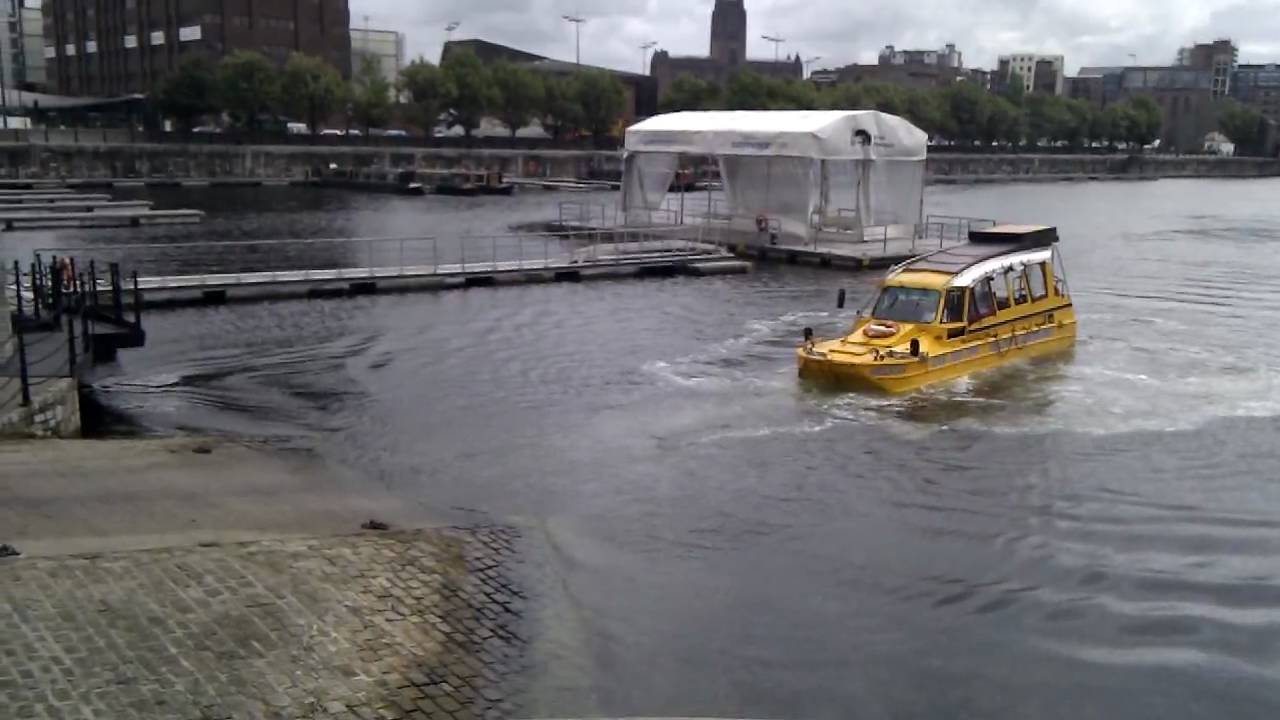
18 179 1280 718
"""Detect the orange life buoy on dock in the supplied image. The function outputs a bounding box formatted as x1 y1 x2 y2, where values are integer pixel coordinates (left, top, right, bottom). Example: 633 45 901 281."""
863 321 900 339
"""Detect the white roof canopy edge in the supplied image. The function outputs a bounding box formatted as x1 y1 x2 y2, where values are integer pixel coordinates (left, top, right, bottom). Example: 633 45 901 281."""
624 110 929 161
948 249 1054 288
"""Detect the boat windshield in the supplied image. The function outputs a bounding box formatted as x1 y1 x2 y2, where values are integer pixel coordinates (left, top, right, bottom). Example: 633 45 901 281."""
871 286 941 324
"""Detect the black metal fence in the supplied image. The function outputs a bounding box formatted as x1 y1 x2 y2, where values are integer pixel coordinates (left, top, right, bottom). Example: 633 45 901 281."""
3 257 144 413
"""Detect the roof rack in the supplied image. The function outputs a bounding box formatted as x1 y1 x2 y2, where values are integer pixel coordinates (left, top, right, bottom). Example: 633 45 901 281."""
968 224 1058 247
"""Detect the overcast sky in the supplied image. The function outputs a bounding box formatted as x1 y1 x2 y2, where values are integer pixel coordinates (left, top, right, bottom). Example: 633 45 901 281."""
350 0 1280 75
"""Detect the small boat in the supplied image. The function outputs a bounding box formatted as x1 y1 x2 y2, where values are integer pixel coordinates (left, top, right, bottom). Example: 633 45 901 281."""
798 224 1077 393
424 169 515 197
311 166 426 195
426 170 480 196
477 171 515 196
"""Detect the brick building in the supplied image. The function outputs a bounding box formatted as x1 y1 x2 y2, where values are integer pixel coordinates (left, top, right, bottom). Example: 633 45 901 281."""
649 0 801 103
42 0 351 96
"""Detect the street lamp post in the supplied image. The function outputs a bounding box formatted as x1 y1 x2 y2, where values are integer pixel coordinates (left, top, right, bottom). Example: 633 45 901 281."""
804 55 823 79
640 41 657 74
761 35 785 64
562 14 586 65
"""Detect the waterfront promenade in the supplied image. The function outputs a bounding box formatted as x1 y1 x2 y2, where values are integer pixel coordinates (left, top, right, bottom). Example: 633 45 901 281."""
0 438 528 720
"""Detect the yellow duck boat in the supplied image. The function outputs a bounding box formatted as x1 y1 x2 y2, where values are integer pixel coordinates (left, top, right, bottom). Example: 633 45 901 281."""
798 224 1077 393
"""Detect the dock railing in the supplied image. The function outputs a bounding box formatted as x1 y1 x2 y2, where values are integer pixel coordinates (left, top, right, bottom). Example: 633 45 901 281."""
686 213 996 257
31 226 720 290
3 258 144 414
557 200 619 228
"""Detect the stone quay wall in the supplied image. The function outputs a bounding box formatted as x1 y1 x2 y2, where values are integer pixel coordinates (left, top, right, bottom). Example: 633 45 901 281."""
0 142 1278 183
0 379 81 439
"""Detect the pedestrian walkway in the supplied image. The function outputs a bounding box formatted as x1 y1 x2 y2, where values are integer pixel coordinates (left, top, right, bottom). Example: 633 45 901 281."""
0 528 527 720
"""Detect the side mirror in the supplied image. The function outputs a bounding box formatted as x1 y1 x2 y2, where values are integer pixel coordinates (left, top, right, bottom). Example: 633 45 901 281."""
910 338 921 357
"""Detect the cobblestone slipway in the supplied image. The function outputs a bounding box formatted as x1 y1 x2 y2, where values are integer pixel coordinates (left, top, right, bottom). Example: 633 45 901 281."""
0 528 527 720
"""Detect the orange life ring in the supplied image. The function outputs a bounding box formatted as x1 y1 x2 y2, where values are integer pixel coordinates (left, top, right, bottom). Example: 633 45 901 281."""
755 214 769 232
863 321 900 339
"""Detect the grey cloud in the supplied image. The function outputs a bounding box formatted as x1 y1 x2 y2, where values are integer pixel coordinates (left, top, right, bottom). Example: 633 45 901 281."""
352 0 1280 74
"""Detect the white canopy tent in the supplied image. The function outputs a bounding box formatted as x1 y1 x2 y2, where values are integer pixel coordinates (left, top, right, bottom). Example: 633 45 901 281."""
622 110 929 242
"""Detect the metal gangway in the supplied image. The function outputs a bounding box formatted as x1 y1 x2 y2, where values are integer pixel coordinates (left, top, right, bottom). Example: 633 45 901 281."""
29 227 744 307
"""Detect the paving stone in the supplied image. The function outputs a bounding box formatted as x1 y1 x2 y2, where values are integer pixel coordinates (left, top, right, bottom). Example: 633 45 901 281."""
0 529 526 720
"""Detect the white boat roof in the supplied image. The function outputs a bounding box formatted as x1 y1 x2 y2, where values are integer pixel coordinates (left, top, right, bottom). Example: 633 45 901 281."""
624 110 929 161
949 248 1054 288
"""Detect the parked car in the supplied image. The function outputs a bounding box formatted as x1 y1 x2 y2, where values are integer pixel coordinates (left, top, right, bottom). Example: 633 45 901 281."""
318 129 344 136
384 129 409 138
286 122 310 135
346 128 363 137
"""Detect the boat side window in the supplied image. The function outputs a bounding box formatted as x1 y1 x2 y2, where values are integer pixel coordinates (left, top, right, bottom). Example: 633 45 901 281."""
992 270 1012 310
1011 269 1030 305
1026 262 1048 300
941 288 966 324
968 278 996 324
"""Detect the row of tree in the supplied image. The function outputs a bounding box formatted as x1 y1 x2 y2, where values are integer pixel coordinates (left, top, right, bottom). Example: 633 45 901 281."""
155 48 631 142
661 70 1170 149
398 50 628 141
157 51 392 134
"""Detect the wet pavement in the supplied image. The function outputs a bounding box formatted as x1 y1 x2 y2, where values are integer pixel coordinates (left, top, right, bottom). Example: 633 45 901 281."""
0 528 526 720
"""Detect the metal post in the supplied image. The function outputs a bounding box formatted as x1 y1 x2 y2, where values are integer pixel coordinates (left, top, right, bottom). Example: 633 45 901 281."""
29 262 40 320
14 314 30 406
89 261 98 309
433 237 438 273
80 281 90 354
132 272 141 329
492 235 498 270
66 312 76 377
49 258 61 310
110 263 123 322
398 239 405 275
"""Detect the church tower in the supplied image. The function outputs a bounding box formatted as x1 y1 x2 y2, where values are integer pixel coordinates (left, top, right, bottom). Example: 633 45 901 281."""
710 0 747 66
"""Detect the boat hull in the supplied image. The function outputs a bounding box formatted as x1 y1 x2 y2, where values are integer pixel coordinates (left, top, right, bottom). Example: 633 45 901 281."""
798 320 1077 393
432 184 480 197
313 179 426 195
